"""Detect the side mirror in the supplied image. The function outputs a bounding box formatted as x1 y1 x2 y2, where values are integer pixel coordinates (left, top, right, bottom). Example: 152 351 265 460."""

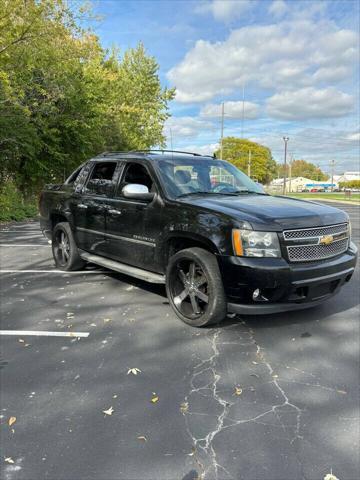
122 183 155 201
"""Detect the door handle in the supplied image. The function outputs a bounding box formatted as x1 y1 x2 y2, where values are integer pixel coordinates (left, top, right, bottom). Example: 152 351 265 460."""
78 204 88 209
108 209 122 215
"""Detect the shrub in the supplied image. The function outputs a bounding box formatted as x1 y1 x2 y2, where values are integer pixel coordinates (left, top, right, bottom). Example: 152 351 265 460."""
0 181 38 222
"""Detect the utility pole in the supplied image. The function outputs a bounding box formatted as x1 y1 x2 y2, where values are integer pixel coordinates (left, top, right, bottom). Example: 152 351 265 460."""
289 154 293 193
220 102 224 160
282 136 289 195
247 150 251 177
330 159 335 192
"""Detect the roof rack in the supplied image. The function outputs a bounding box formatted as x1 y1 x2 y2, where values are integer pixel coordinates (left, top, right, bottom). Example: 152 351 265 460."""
99 150 215 158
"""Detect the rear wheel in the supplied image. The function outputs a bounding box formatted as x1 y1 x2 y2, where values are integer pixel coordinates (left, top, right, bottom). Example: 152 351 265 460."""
166 247 227 327
52 222 85 271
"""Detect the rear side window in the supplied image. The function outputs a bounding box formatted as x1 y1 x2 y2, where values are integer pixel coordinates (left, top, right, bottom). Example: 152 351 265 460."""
65 166 83 185
84 162 117 196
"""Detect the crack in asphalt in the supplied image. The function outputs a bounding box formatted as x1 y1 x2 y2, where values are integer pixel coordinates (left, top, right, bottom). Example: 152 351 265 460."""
182 321 306 480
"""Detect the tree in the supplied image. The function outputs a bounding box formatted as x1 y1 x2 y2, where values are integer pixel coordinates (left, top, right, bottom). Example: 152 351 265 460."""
339 180 360 189
279 159 328 181
215 137 277 184
0 0 175 197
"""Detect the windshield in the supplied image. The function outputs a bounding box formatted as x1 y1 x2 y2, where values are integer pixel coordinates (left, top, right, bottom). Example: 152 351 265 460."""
155 158 264 198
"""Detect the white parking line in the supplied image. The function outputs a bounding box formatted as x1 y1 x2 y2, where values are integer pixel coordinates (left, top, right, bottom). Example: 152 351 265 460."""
0 330 89 338
0 269 107 274
0 244 48 247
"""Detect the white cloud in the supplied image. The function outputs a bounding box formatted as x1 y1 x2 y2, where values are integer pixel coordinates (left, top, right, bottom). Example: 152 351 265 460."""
182 143 219 156
196 0 252 23
266 87 354 120
249 127 360 168
167 19 358 106
200 100 260 119
165 116 215 139
268 0 288 18
346 132 360 142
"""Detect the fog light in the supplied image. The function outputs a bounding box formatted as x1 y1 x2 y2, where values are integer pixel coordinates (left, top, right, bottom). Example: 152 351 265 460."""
253 288 260 300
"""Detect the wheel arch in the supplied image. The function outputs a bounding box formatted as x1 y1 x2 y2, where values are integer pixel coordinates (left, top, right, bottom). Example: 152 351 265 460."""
163 232 220 266
50 211 70 230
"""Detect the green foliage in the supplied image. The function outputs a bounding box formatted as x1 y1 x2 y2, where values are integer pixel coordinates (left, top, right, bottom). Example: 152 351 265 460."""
339 180 360 189
279 159 328 181
0 181 37 222
0 0 175 199
215 137 277 184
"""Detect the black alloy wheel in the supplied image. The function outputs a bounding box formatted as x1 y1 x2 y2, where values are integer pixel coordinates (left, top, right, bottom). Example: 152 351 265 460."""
170 259 209 319
52 222 85 271
166 248 227 327
54 229 71 267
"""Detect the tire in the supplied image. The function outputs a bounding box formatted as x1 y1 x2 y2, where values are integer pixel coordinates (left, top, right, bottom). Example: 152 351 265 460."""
52 222 85 271
166 247 227 327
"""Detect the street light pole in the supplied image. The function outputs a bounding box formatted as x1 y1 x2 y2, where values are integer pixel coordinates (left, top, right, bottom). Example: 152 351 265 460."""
330 159 335 192
248 150 251 177
282 136 289 195
220 102 224 160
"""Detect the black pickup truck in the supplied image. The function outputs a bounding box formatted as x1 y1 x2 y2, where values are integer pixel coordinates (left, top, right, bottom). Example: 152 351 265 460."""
39 150 357 327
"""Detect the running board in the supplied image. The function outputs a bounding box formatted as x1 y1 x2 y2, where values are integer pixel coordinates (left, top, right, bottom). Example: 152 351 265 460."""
79 251 165 284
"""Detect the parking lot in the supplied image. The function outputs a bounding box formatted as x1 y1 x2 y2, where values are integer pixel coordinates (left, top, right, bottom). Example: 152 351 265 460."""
0 202 359 480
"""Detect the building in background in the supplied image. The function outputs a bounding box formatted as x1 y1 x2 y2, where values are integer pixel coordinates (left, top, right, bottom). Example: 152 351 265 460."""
269 177 337 193
333 171 360 183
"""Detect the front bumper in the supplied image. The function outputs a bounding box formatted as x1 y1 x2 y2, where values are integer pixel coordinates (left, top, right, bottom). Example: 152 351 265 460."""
220 242 358 315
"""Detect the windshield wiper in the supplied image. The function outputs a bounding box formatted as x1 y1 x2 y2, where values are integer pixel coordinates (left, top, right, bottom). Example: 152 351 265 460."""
178 191 238 198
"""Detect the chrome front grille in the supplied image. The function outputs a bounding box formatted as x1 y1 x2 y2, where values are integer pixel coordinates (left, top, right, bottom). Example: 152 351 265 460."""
287 238 349 262
283 223 349 262
283 223 348 240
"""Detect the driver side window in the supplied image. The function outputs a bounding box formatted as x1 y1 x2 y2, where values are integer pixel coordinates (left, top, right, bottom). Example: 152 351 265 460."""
118 163 154 196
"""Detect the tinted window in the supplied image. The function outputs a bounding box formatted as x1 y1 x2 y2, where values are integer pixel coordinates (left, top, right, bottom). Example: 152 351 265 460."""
155 158 263 198
119 163 154 194
84 162 117 196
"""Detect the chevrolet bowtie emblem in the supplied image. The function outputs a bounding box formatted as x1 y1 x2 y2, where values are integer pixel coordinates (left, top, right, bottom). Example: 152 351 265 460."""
319 235 334 245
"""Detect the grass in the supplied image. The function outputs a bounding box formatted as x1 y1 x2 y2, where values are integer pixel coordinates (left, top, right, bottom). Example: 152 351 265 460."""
285 192 360 203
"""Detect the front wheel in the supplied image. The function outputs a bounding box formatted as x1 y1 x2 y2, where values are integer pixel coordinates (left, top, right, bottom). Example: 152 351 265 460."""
166 247 227 327
52 222 85 271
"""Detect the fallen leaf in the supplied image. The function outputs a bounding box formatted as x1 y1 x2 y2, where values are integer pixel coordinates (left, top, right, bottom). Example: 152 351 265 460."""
103 406 114 416
127 368 141 375
137 435 147 442
4 457 14 464
8 417 16 427
151 395 159 403
324 473 339 480
234 386 243 396
180 402 189 414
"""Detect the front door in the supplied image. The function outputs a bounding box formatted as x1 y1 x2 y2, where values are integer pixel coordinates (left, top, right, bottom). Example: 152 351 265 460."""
104 161 160 271
72 161 120 254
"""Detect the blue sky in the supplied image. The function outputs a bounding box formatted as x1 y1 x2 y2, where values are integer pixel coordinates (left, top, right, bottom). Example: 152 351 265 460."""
89 0 359 174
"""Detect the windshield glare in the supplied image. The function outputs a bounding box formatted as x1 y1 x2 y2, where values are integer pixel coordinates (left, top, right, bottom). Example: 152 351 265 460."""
155 158 264 198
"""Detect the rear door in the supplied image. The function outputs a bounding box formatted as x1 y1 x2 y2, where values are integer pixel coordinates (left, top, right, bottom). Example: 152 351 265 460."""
72 161 120 254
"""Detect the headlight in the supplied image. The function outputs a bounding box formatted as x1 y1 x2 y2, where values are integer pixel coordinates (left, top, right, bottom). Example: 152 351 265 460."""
232 229 281 258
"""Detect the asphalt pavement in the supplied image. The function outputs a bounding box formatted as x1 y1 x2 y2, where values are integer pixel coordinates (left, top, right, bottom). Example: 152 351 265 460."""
0 202 359 480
